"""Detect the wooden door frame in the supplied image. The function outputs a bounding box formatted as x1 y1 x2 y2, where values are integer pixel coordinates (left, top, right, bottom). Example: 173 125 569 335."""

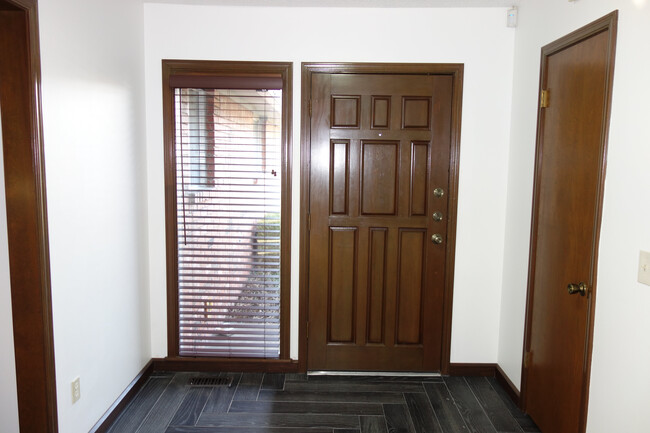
520 11 618 431
298 63 464 374
0 0 58 431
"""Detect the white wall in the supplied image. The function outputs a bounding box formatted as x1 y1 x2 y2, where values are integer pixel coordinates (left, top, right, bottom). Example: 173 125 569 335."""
0 107 20 433
37 0 150 431
499 0 650 431
144 5 516 363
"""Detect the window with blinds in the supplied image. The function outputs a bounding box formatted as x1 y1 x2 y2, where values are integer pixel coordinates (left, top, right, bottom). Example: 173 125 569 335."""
171 79 283 358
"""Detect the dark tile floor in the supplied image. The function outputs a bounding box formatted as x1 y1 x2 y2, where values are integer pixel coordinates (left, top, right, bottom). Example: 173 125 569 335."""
106 372 540 433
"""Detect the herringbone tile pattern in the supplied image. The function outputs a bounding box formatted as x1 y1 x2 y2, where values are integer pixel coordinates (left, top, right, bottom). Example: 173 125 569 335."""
106 372 540 433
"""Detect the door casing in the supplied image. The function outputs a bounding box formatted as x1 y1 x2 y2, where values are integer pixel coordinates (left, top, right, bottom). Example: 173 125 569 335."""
520 11 618 433
0 0 58 431
298 63 464 374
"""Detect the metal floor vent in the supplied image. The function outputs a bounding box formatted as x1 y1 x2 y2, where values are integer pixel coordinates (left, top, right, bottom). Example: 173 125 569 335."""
188 377 233 387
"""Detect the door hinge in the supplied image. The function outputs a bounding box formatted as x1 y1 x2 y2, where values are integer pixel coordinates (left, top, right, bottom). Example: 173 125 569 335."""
524 351 532 368
540 89 550 108
306 321 309 340
309 99 312 117
307 213 311 232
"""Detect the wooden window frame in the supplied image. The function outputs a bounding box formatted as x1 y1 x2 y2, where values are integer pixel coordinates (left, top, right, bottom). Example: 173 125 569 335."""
162 60 293 363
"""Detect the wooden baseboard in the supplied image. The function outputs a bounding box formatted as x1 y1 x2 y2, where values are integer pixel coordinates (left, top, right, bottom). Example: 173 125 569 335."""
89 360 154 433
495 364 521 407
88 356 297 432
448 363 498 377
448 363 521 408
153 357 300 373
89 358 520 432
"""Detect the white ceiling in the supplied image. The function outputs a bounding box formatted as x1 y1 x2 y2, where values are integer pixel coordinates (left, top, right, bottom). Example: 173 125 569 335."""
144 0 520 8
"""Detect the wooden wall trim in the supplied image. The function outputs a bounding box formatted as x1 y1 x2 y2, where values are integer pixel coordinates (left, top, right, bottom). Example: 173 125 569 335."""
0 0 58 431
495 364 520 407
153 357 299 373
88 361 154 433
90 357 296 431
440 65 464 375
447 363 497 377
299 62 463 374
91 358 519 432
297 64 312 372
448 363 521 408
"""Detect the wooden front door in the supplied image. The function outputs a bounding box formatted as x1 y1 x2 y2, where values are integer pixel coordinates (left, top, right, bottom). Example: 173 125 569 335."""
307 72 454 371
523 13 617 433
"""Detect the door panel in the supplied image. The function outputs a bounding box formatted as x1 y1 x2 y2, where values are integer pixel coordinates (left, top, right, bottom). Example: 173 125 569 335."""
367 227 387 344
524 14 617 433
396 229 425 345
361 141 398 215
308 73 453 371
328 227 357 343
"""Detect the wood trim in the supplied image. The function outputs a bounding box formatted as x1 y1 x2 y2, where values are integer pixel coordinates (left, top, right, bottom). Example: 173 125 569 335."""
89 361 154 433
162 60 293 360
168 75 283 90
0 0 58 432
448 363 520 408
440 65 464 376
578 13 618 432
162 60 179 357
520 12 618 433
90 356 296 431
299 62 466 75
299 62 463 374
448 363 497 377
298 64 312 372
280 64 293 360
153 357 299 373
495 364 520 407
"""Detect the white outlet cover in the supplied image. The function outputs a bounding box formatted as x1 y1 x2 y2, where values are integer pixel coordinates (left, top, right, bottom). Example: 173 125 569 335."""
71 377 80 404
638 250 650 286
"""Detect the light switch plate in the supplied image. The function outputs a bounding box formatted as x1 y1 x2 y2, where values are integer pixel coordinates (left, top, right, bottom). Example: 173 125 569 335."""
638 251 650 286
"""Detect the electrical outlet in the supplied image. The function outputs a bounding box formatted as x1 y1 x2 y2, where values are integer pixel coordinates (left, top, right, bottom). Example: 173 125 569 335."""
71 377 81 404
639 250 650 286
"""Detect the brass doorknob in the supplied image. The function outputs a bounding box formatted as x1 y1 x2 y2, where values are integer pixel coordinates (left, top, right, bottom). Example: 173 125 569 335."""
434 188 444 198
431 234 443 244
432 212 443 221
567 282 588 296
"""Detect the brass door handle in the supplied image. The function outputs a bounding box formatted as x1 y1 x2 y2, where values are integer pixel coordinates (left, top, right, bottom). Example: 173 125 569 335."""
567 282 588 296
431 234 443 244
